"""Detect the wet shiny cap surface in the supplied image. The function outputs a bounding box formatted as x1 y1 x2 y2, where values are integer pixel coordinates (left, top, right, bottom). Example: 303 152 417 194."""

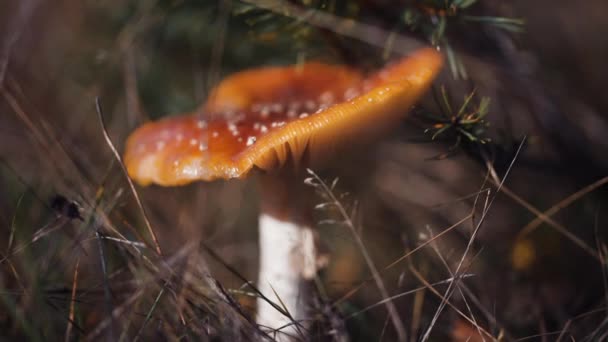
123 48 443 186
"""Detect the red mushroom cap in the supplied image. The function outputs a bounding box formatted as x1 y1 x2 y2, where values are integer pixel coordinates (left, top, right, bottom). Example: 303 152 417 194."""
124 48 443 186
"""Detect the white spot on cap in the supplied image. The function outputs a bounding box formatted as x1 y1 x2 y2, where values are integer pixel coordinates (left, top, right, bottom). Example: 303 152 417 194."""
271 103 283 113
260 106 270 118
246 136 256 146
228 122 240 137
288 101 301 114
299 113 309 119
287 109 298 118
225 109 236 118
319 91 334 104
156 141 166 150
344 88 359 100
196 120 207 129
181 164 201 178
305 100 316 111
189 138 198 146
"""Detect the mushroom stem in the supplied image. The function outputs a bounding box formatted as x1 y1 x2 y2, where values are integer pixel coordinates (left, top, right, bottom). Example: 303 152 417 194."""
257 213 318 340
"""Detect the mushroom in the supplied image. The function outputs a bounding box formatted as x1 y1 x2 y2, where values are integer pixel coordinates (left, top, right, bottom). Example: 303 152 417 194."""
123 47 443 340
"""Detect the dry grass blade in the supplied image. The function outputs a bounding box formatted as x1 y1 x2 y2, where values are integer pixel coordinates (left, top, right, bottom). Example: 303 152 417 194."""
95 226 115 341
31 217 67 243
6 191 25 254
497 184 601 261
408 264 495 341
266 283 306 338
133 287 165 342
306 169 407 342
1 216 67 265
3 77 99 199
0 250 25 293
384 214 472 271
410 282 425 342
421 136 526 341
514 331 563 341
65 257 80 342
555 319 572 342
345 275 473 320
86 288 144 341
518 174 608 245
95 97 163 257
426 226 485 341
333 214 471 307
200 243 279 341
87 243 197 341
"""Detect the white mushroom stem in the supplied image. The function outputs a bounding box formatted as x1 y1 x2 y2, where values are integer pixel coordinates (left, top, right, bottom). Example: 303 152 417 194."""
257 213 319 340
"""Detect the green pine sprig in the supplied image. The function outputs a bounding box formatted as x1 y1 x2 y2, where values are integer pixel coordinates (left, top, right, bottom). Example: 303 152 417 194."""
421 86 491 153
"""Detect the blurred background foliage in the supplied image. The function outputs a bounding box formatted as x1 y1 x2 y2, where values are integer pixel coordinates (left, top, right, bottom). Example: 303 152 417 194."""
2 0 608 341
